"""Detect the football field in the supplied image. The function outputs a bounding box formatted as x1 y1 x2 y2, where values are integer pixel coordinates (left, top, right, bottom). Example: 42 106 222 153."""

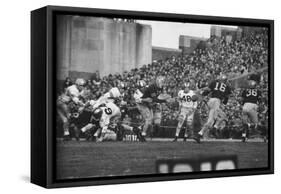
56 139 268 180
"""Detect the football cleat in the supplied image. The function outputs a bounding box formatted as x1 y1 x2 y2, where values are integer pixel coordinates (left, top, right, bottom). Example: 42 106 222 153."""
172 137 178 142
139 134 146 142
193 133 202 143
91 136 97 142
241 132 248 143
74 128 80 141
241 136 247 143
63 135 71 141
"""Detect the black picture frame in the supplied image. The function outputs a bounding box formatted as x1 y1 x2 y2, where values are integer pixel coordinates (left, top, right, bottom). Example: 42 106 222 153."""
31 5 274 188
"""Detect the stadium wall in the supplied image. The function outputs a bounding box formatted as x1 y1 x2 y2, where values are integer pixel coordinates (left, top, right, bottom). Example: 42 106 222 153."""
152 46 182 61
179 35 207 55
57 15 152 81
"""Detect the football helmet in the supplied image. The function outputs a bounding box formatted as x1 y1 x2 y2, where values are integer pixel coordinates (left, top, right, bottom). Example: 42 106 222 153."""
249 80 257 88
91 107 103 121
109 87 121 98
75 78 86 86
220 74 228 82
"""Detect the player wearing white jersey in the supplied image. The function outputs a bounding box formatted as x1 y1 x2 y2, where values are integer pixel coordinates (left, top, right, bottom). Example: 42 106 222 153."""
81 101 122 142
92 87 122 109
57 78 85 140
173 80 199 141
65 85 80 103
133 80 146 104
79 86 124 142
133 88 144 103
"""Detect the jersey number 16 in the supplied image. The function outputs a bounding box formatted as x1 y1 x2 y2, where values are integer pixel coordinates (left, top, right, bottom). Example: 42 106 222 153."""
214 82 226 92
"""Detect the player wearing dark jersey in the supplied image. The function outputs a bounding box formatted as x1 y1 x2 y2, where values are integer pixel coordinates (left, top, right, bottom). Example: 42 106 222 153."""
241 80 261 142
241 88 261 105
141 83 166 105
136 76 169 141
194 75 232 143
206 78 232 102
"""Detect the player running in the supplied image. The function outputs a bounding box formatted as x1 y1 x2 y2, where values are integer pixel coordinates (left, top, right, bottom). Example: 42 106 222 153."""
193 75 232 143
137 76 173 142
173 79 199 141
240 80 261 142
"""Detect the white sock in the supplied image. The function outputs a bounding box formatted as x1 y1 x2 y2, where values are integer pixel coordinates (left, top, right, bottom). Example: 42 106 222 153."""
64 131 70 136
81 127 87 133
81 124 94 133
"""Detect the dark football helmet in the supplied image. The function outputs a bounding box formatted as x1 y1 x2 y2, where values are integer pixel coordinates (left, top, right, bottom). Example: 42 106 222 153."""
91 107 103 122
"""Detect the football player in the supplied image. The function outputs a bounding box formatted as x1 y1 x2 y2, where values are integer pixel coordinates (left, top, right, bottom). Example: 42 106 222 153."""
92 87 123 109
58 78 85 140
117 106 145 141
240 80 261 142
133 80 146 104
65 78 86 106
212 106 228 138
57 92 71 139
194 75 232 143
137 76 172 142
173 79 199 141
81 100 122 142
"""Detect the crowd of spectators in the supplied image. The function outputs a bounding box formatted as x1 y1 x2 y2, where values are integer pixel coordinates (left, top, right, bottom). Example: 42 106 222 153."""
61 28 269 138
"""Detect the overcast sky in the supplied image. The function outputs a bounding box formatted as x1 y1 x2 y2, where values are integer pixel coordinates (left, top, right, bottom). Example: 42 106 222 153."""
137 20 237 49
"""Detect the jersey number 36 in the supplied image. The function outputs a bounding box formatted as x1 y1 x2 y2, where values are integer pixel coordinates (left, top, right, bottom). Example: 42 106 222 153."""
246 89 257 97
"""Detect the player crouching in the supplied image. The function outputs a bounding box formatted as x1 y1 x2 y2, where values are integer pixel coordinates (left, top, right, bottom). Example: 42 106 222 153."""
80 99 122 142
173 79 199 141
80 99 141 142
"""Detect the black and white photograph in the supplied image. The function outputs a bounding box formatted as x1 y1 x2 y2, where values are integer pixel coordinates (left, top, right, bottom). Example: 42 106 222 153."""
54 13 271 180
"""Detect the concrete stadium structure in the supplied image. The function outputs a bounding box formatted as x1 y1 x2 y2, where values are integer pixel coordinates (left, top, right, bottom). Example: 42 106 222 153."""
57 15 152 80
210 25 242 41
179 35 207 55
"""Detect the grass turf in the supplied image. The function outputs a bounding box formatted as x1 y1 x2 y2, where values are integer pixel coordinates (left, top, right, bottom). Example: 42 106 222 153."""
56 140 268 179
